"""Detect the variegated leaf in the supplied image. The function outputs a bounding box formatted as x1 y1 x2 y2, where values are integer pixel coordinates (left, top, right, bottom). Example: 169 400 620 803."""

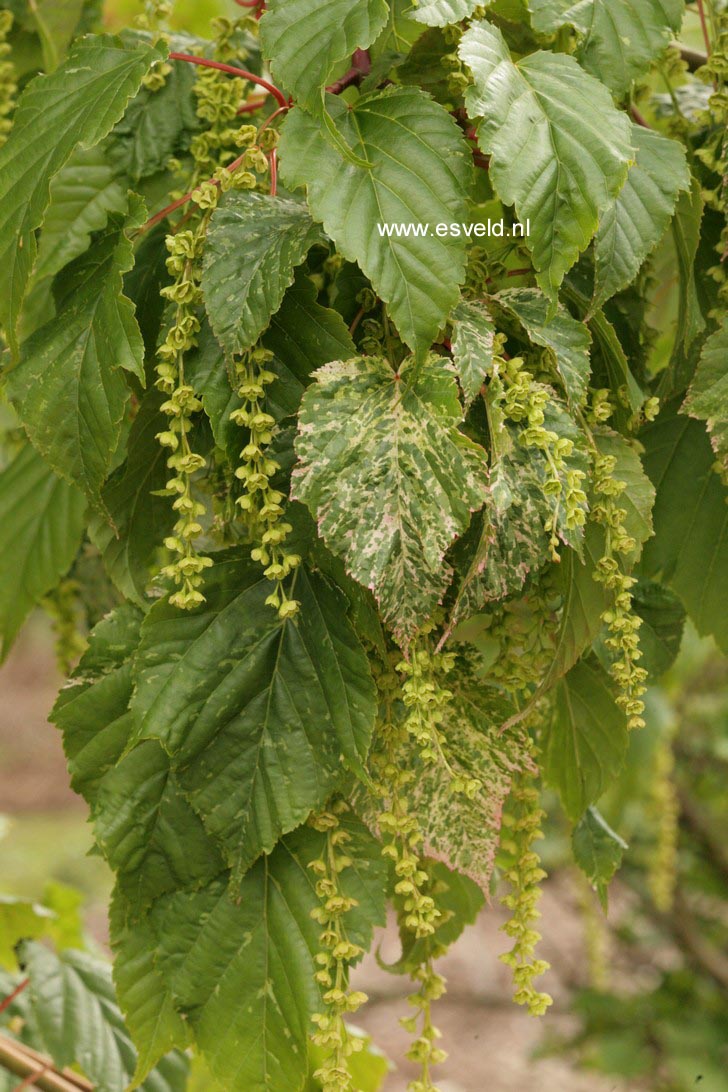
450 299 497 406
293 354 489 642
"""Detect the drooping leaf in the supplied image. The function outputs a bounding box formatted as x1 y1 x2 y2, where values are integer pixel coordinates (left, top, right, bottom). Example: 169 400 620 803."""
280 88 473 358
545 657 628 821
0 32 166 350
594 428 655 566
293 355 489 642
6 204 146 513
450 377 589 625
408 0 483 26
51 606 143 804
31 144 127 288
260 0 389 112
410 689 534 889
0 444 85 659
108 50 200 182
450 299 496 405
390 860 485 975
682 317 728 480
26 0 85 71
20 942 189 1092
669 178 706 374
112 819 387 1090
89 392 175 603
572 806 628 910
630 579 686 678
265 268 356 384
109 894 190 1087
593 126 690 314
94 740 225 911
460 21 632 306
492 287 592 407
528 0 685 95
641 402 728 653
202 191 326 356
132 554 376 877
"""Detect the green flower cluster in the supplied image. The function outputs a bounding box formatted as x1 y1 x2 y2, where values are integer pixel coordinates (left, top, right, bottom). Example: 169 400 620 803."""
397 640 481 797
480 577 561 697
497 356 587 561
42 579 86 677
156 220 213 609
648 732 679 913
591 454 648 730
308 804 368 1092
499 771 553 1017
229 347 301 618
370 665 448 1092
0 11 16 148
136 1 172 90
401 958 447 1092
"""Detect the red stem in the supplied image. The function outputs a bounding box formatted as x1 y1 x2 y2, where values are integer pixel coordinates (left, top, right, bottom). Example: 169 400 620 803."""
630 106 650 128
349 305 366 336
140 152 247 233
0 978 30 1015
696 0 712 55
168 52 287 109
237 97 268 115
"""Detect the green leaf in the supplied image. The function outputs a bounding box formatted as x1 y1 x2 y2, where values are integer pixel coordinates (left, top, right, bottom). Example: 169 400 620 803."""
109 51 200 182
6 204 145 513
110 894 190 1087
492 287 592 408
641 403 728 653
682 317 728 481
132 555 376 877
0 444 85 659
307 1027 391 1092
450 299 496 405
0 897 56 969
0 32 165 351
450 378 589 626
51 606 143 805
293 355 489 642
89 392 175 603
670 177 706 371
408 0 483 26
31 144 127 288
265 268 356 385
260 0 389 112
593 126 690 314
545 657 628 821
280 88 473 359
113 819 387 1090
21 942 189 1092
460 21 632 306
28 0 85 71
528 0 685 95
594 428 655 566
572 806 627 910
391 859 485 974
630 579 685 678
202 191 326 357
94 740 225 910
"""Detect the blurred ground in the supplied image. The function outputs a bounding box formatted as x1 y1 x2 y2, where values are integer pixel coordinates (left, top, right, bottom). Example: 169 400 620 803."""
0 616 637 1091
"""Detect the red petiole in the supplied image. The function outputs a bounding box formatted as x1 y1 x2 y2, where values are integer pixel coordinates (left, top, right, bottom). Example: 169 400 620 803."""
0 977 30 1015
168 52 288 109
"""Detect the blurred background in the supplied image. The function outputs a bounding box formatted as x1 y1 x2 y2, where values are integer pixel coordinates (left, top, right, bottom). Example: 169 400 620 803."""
1 2 727 1090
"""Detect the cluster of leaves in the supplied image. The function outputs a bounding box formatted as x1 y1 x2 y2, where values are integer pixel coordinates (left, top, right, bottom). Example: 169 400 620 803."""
0 0 725 1089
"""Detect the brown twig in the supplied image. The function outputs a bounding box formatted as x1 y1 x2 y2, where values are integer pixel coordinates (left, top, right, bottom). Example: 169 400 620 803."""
0 979 29 1016
13 1062 51 1090
0 1037 91 1092
326 49 371 96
